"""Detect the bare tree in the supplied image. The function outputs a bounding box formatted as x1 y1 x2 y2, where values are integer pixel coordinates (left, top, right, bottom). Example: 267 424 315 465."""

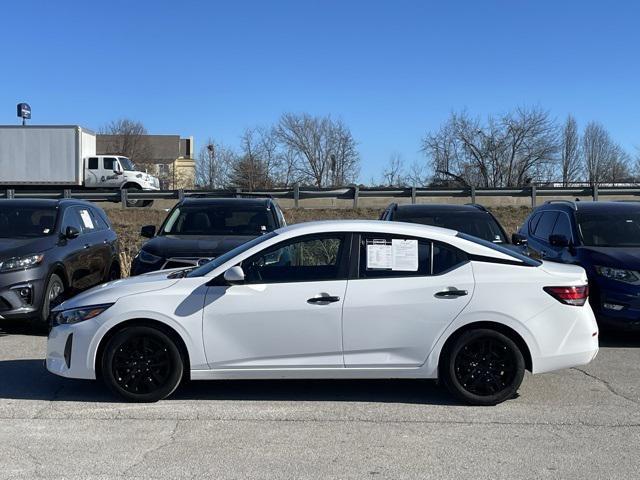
381 153 406 186
195 139 233 189
274 113 360 187
582 122 628 184
423 107 559 187
559 115 582 186
99 118 151 165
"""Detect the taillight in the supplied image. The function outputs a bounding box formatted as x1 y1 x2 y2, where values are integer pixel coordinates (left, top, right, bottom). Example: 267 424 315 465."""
543 285 589 306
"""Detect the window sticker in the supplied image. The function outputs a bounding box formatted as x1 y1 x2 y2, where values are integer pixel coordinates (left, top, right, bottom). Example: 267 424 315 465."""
392 239 419 271
366 239 392 270
79 209 94 229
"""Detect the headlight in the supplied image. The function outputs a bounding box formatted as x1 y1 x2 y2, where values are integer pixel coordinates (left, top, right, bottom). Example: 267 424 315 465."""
137 249 163 264
0 253 44 273
53 303 113 326
594 265 640 284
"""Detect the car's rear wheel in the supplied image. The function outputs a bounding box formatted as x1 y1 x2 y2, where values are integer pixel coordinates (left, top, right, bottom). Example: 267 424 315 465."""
101 326 183 402
441 328 525 406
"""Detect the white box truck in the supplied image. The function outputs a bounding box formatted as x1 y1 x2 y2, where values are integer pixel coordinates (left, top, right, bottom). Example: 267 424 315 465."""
0 125 160 206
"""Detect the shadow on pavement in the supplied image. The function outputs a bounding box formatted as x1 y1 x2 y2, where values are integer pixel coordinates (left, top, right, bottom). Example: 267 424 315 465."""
0 358 456 405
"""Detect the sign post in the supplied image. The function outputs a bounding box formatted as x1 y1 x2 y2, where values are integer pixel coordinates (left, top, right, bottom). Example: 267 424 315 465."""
17 103 31 125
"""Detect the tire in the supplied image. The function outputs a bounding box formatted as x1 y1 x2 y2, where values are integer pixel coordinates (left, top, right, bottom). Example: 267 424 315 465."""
107 263 121 282
101 326 184 402
441 328 525 406
124 185 143 208
32 273 65 331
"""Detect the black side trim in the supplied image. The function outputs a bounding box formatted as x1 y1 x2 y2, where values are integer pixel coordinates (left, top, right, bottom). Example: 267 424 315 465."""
64 333 73 368
468 254 535 267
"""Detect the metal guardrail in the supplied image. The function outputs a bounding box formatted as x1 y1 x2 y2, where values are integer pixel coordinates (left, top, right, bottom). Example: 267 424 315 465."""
2 184 640 207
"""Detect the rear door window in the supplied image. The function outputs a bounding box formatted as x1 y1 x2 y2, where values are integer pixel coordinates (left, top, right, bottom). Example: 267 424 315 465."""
359 234 431 278
534 212 559 241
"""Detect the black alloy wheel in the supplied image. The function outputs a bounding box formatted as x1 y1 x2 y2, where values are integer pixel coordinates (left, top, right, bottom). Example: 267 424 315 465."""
442 329 525 406
102 326 183 402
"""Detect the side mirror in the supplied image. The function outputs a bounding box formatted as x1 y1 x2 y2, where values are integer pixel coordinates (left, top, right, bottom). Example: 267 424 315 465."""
549 234 569 247
140 225 156 238
113 162 124 175
65 226 80 239
223 266 245 285
511 233 528 246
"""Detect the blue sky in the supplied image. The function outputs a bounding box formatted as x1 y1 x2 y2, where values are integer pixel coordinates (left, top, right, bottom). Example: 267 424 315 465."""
1 0 638 181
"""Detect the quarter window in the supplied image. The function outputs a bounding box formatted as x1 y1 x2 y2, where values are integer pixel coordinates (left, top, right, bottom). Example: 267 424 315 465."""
433 243 468 275
242 235 347 284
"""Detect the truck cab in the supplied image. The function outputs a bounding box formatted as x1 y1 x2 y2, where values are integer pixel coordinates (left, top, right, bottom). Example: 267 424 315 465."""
84 155 160 191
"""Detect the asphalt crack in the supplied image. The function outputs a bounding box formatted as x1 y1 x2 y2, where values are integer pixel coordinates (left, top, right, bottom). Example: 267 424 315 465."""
572 367 639 406
121 419 182 476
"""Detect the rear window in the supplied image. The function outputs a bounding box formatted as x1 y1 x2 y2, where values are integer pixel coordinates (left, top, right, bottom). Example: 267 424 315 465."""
395 210 507 244
456 232 541 266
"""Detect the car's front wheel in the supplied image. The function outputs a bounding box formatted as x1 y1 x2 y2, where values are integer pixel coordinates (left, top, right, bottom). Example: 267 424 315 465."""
101 326 183 402
441 328 525 406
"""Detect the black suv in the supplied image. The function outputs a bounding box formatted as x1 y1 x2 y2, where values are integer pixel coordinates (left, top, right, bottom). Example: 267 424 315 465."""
518 200 640 331
130 197 287 276
381 203 521 250
0 199 120 328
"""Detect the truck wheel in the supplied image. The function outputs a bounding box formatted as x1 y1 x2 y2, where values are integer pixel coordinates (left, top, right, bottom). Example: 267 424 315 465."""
125 185 143 208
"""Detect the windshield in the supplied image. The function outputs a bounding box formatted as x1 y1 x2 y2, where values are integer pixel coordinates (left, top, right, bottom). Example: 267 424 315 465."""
161 205 275 236
187 231 278 277
396 211 507 243
578 212 640 247
456 232 541 266
118 157 136 171
0 206 58 238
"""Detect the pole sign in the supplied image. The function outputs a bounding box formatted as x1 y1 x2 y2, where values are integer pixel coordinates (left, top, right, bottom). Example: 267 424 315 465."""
17 103 31 121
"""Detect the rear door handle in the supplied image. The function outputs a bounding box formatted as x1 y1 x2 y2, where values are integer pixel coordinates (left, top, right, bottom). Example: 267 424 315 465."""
83 244 92 249
307 295 341 304
434 289 468 298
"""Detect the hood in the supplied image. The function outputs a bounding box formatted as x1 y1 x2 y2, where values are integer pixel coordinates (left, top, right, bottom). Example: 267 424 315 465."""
0 237 55 260
53 270 181 311
141 235 258 258
579 247 640 270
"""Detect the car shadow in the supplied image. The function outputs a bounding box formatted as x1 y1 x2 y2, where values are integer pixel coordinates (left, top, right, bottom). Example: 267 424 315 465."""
0 358 457 405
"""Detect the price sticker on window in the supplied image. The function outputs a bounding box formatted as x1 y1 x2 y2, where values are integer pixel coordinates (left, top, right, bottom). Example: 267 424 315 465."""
392 239 418 271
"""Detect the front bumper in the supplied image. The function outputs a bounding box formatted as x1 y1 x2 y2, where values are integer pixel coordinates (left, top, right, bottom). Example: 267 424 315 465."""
589 280 640 331
0 267 47 320
46 322 97 380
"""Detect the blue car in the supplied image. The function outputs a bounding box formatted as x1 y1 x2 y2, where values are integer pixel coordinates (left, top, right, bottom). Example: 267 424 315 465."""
517 200 640 331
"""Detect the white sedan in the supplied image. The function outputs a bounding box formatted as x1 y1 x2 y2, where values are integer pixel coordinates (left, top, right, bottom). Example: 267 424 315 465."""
46 220 599 405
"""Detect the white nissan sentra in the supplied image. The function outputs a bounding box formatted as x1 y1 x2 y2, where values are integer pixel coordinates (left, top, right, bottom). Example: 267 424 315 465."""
46 220 599 405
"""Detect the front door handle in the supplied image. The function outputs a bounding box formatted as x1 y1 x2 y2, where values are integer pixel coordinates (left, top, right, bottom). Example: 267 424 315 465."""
434 289 468 298
83 244 92 249
307 295 341 304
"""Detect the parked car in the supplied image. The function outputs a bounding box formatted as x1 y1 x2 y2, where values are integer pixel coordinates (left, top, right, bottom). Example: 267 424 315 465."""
380 203 525 251
47 220 598 405
130 197 287 276
0 199 120 329
517 200 640 331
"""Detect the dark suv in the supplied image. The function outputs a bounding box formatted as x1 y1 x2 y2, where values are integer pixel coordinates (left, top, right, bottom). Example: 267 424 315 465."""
0 199 120 328
130 197 287 276
518 200 640 331
380 203 521 250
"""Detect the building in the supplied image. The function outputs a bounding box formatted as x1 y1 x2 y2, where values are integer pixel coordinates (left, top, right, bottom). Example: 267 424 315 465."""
96 134 196 189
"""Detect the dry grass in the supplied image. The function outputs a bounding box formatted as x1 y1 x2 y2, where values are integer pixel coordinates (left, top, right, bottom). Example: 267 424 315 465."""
107 206 531 277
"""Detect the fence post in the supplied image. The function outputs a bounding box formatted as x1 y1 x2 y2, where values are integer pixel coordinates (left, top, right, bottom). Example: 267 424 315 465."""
63 189 72 199
531 185 537 208
470 185 476 204
353 185 359 209
6 189 15 199
121 188 128 208
293 183 300 208
592 184 598 201
411 186 417 204
235 187 242 198
178 189 185 201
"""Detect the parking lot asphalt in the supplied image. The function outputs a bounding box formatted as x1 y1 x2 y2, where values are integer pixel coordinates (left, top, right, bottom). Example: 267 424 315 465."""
0 325 638 480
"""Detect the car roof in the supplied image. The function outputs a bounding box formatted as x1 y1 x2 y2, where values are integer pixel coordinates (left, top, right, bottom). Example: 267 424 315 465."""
393 204 490 215
540 200 640 213
0 198 94 208
180 197 272 207
274 220 516 261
